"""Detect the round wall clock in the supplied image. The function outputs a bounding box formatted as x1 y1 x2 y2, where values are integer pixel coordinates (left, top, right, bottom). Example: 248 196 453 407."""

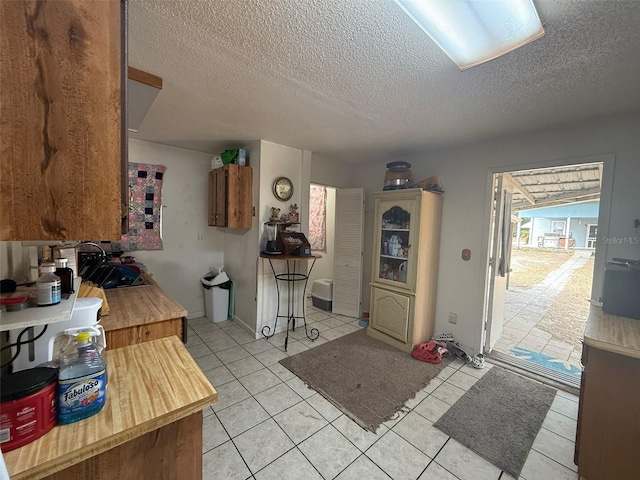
273 177 293 201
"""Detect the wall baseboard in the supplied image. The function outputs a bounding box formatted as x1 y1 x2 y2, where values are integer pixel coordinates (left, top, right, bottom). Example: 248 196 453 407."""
233 315 259 339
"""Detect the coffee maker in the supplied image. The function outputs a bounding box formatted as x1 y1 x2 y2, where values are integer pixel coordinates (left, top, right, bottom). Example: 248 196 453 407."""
8 297 105 372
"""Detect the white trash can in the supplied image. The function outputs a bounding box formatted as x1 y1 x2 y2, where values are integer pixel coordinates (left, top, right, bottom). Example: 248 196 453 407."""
201 267 232 323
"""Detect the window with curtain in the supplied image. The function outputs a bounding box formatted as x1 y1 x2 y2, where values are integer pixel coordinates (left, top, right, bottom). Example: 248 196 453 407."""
308 185 326 251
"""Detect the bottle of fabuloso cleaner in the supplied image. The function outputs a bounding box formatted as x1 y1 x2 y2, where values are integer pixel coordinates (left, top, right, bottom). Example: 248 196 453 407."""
57 332 107 424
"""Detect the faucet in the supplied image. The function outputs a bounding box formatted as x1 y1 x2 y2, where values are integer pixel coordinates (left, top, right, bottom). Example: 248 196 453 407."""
74 241 107 258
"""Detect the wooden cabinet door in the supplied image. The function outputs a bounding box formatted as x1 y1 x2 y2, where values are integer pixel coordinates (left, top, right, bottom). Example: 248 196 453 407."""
0 0 124 241
208 165 252 228
215 168 227 226
105 318 183 350
208 168 226 226
226 165 252 228
370 286 411 342
576 347 640 480
208 170 216 226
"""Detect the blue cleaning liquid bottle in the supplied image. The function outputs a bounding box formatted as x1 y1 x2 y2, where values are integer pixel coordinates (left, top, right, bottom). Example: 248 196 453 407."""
57 332 108 424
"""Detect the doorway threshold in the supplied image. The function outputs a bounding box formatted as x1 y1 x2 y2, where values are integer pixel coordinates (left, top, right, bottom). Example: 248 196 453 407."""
487 350 581 392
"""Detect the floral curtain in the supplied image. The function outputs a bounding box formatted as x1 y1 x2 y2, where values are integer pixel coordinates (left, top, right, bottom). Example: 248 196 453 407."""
309 185 326 251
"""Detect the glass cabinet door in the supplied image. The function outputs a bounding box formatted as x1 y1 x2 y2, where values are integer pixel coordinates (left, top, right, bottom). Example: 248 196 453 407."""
374 196 417 290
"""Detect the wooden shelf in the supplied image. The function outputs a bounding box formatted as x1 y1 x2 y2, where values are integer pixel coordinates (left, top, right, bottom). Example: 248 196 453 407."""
379 254 408 260
0 278 82 332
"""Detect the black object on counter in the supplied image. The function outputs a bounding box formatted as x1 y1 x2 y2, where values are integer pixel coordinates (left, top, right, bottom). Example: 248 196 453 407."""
603 263 640 319
1 367 58 402
0 278 17 293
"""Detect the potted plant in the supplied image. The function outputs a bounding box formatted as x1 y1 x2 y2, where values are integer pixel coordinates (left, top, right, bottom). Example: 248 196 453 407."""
288 203 299 223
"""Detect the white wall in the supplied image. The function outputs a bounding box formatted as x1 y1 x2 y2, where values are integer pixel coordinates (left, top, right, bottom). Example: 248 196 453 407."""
311 154 354 188
0 242 23 281
354 110 640 356
255 141 312 336
127 138 224 318
308 186 336 288
222 141 261 333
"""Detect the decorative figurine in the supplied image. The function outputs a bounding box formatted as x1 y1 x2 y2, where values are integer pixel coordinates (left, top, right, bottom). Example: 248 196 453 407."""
289 203 299 223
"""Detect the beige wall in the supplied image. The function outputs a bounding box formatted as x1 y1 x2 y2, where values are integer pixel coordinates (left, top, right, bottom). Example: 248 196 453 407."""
311 154 354 188
354 110 640 356
221 140 261 333
253 141 312 336
127 139 224 318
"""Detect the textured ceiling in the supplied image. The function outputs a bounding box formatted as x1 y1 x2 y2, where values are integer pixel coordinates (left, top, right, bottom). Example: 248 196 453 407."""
128 0 640 163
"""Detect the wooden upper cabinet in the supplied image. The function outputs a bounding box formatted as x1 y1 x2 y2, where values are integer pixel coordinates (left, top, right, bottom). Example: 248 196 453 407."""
208 165 253 229
0 0 124 241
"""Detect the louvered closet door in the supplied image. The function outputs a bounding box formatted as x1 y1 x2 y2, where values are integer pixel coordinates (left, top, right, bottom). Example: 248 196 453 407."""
332 188 364 317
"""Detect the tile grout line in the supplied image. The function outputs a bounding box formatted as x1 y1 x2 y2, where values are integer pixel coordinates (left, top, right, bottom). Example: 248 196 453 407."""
199 315 573 480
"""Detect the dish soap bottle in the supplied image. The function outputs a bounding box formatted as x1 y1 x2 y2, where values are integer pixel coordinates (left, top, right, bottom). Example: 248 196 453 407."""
57 332 108 424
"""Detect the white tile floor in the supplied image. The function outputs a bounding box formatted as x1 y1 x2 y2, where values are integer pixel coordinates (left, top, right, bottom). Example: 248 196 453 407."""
190 301 582 480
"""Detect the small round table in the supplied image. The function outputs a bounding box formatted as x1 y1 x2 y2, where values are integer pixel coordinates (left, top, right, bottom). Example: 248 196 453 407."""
259 253 322 351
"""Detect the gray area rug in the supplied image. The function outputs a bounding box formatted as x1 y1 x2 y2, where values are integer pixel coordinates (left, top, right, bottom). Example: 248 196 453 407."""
279 329 451 432
434 366 557 478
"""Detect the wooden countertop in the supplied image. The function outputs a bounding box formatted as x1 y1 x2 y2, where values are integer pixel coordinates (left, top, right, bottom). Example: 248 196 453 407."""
4 336 217 480
583 305 640 359
100 281 187 331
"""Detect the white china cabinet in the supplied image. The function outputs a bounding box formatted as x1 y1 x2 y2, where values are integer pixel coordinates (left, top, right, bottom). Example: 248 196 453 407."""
368 189 442 352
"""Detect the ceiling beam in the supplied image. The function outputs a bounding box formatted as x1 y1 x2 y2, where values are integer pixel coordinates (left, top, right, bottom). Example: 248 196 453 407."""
128 67 163 89
512 179 601 188
514 191 600 212
503 173 536 205
536 187 601 203
512 165 600 177
598 163 604 189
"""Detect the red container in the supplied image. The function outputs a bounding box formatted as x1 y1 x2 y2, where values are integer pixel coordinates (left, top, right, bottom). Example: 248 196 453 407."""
0 367 58 452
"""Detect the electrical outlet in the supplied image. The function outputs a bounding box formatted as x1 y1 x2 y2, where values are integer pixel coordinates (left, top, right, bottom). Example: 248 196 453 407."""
448 313 458 324
196 233 205 241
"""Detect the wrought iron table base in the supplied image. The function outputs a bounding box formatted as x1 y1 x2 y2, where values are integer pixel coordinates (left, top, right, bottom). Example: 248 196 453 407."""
261 255 320 351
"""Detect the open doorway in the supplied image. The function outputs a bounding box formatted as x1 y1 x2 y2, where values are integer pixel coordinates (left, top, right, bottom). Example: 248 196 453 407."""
306 185 364 319
484 162 602 387
307 184 336 289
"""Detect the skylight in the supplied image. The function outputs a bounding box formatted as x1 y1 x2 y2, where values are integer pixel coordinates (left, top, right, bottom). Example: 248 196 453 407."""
395 0 545 70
